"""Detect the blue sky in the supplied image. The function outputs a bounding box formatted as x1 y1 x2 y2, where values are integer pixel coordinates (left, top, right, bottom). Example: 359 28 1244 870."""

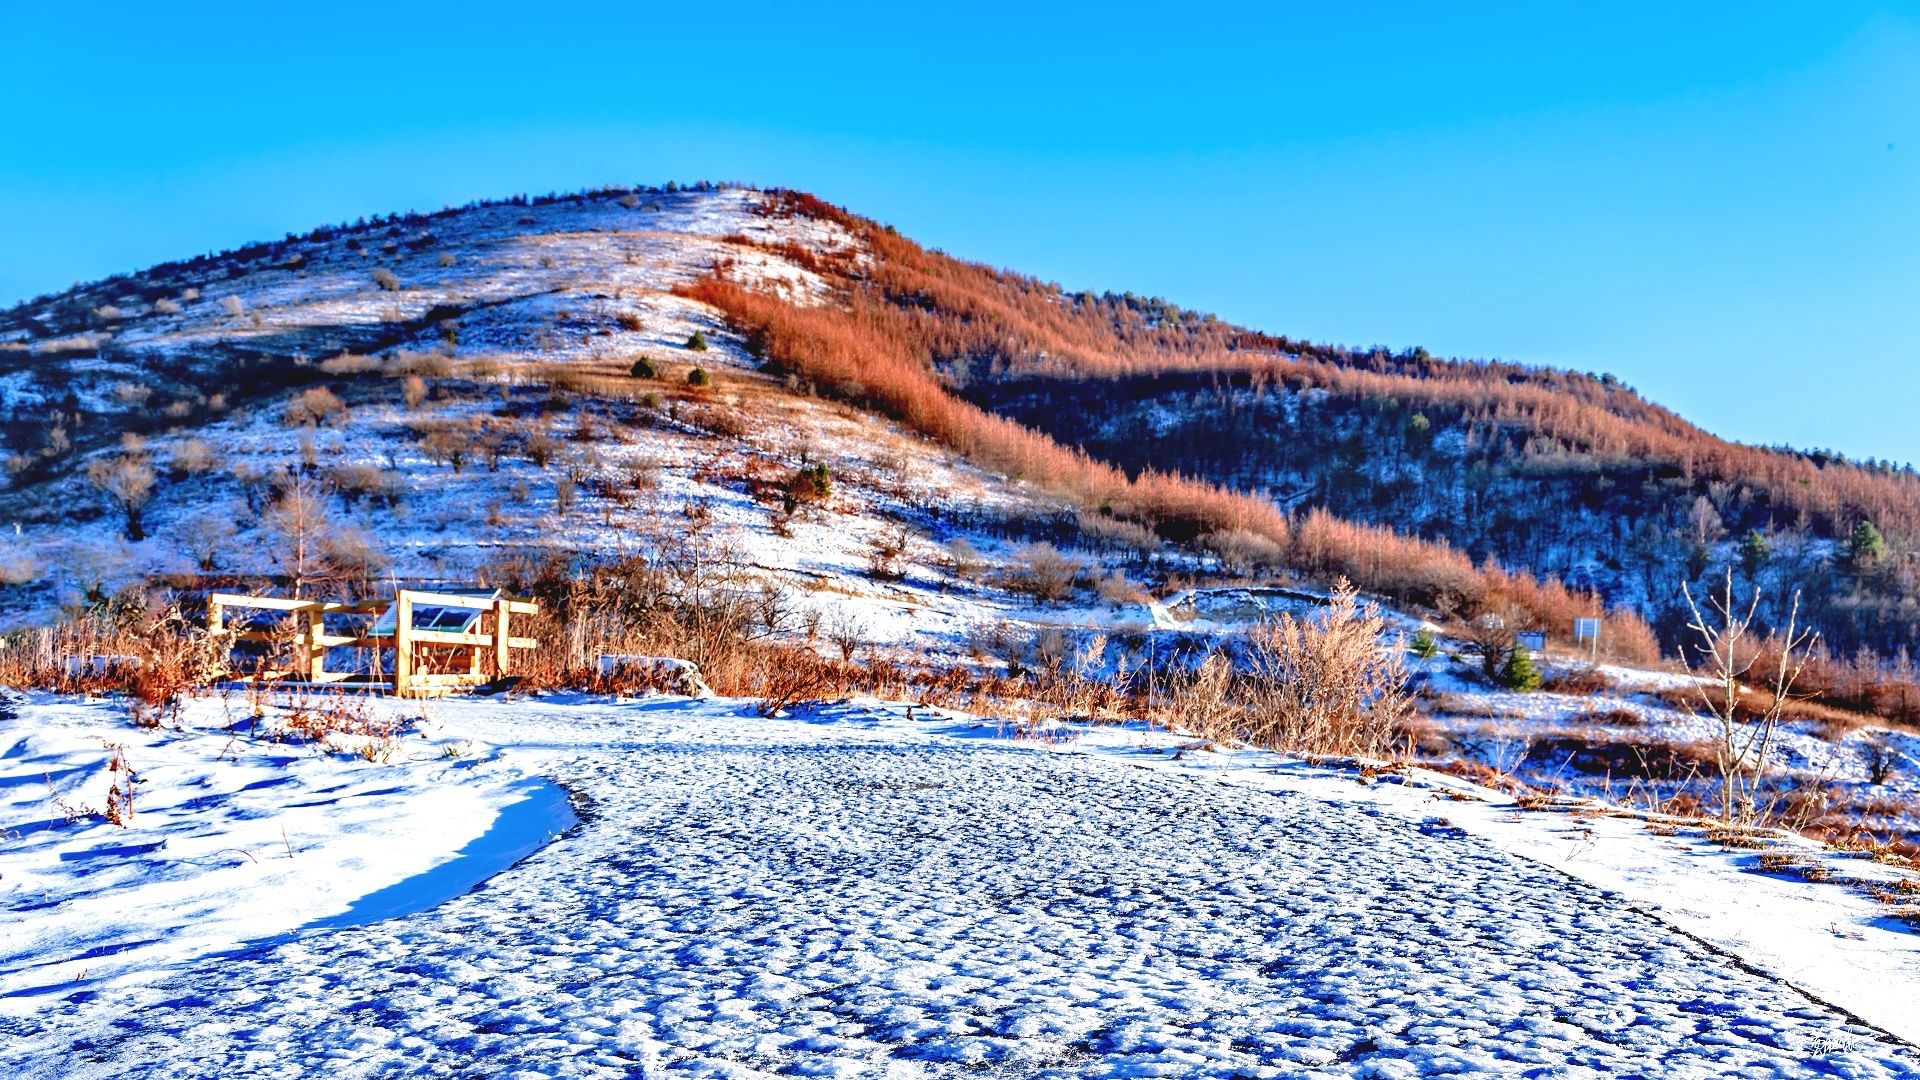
4 3 1918 463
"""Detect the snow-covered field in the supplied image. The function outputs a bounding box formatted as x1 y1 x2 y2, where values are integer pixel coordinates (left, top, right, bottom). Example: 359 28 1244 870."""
6 690 1920 1076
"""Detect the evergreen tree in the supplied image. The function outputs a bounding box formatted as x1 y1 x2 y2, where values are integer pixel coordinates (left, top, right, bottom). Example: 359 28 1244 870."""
686 330 709 352
1501 644 1542 692
628 355 656 378
1410 627 1437 659
1738 528 1770 581
1847 520 1887 573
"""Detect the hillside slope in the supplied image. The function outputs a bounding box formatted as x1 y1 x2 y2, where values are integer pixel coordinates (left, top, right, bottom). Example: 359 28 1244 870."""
3 182 1915 673
689 195 1920 661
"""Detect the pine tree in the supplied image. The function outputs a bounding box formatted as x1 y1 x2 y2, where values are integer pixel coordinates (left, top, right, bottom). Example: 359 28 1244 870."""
628 355 656 378
686 330 709 352
1738 528 1769 581
1410 627 1437 659
1847 520 1887 573
1502 644 1542 692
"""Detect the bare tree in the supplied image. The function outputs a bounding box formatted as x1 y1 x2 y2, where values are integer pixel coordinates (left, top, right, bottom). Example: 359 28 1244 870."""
1682 568 1817 823
263 476 334 597
1461 611 1516 683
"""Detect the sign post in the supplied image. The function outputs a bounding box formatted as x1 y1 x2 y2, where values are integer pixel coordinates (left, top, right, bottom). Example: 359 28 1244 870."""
1573 617 1601 665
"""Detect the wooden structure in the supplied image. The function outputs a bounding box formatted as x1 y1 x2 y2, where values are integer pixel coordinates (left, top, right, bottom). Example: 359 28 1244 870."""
208 588 539 697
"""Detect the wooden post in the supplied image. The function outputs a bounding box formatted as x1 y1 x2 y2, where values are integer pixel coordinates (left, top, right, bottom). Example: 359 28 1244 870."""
306 606 326 681
493 597 511 677
394 591 413 697
291 608 307 678
208 598 226 679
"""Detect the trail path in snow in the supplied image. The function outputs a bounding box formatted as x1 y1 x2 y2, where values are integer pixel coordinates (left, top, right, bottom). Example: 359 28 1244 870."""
8 703 1916 1079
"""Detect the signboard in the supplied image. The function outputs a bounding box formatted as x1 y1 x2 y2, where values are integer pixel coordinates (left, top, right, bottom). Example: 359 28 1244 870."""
1573 618 1601 641
1516 631 1546 652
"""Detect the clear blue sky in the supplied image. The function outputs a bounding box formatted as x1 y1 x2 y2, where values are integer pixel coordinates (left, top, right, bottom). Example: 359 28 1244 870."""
5 3 1918 463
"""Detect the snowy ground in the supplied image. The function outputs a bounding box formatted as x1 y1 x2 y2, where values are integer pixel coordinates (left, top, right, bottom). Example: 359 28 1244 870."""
5 691 1920 1077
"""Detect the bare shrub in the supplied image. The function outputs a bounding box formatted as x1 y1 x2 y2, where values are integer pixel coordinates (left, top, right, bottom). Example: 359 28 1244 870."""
371 268 400 291
220 295 245 318
322 526 388 593
328 464 405 507
491 521 819 695
867 523 911 581
1096 569 1145 606
1231 579 1412 757
111 382 152 407
86 452 155 540
753 646 843 716
174 509 236 571
1159 652 1235 741
167 438 218 476
388 351 452 378
1011 542 1079 603
1542 665 1615 695
103 746 136 826
524 428 557 467
0 544 39 585
438 252 456 267
1208 528 1285 576
826 612 866 661
284 386 347 427
401 373 428 410
0 605 223 718
946 537 984 582
320 352 380 376
152 297 182 315
1867 736 1899 786
418 425 475 473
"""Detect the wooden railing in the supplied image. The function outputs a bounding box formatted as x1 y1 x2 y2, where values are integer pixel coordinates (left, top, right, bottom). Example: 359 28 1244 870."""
208 590 539 697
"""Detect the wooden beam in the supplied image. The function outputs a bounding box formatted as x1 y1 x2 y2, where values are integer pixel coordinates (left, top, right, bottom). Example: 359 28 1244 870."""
409 630 494 647
407 672 491 686
232 630 361 647
494 597 510 676
208 593 356 613
397 589 499 611
394 630 541 649
394 593 412 697
393 590 536 615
